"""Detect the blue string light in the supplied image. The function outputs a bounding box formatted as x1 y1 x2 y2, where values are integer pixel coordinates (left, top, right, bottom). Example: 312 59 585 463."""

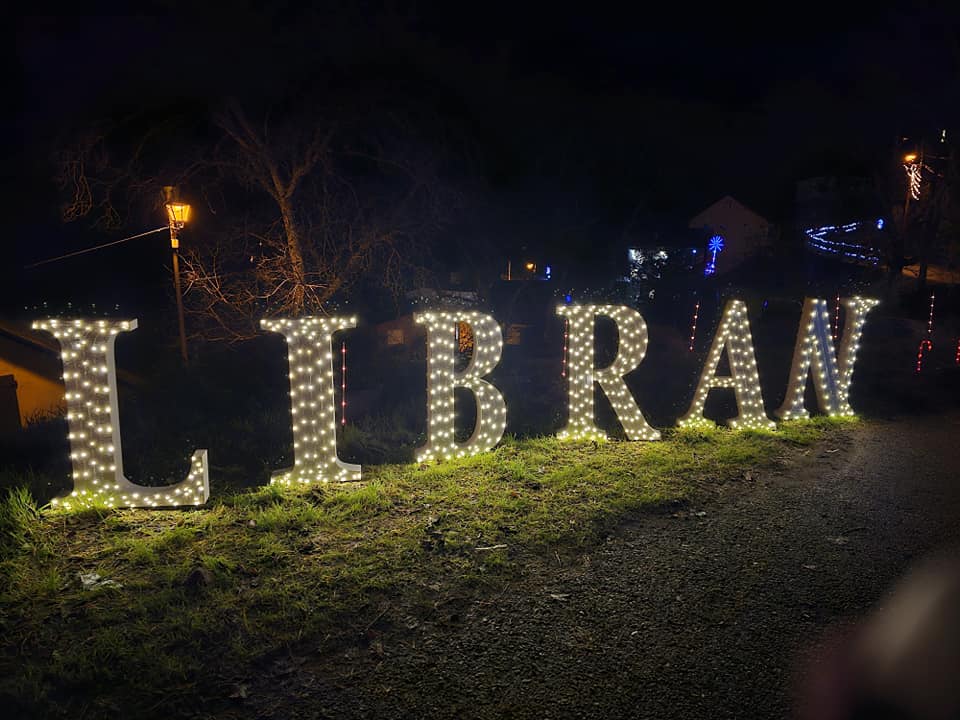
804 221 882 264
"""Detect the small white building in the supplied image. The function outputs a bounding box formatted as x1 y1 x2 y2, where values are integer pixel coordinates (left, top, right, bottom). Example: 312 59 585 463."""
688 196 771 275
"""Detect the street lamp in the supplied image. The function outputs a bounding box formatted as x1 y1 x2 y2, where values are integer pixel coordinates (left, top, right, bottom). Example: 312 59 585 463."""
166 201 191 365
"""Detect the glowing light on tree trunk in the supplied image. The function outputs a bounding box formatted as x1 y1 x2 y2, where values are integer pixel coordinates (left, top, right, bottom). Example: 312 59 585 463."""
556 304 659 441
261 316 360 484
904 160 922 201
33 318 209 509
416 311 507 461
679 299 774 430
776 297 879 419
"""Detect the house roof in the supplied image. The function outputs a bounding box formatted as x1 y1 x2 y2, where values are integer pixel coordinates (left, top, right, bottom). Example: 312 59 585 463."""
0 319 61 355
0 319 141 386
688 195 770 230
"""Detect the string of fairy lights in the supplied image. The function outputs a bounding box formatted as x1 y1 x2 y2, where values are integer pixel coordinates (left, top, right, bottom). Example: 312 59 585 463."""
915 292 935 374
833 291 841 343
341 341 347 426
776 297 879 419
416 311 507 462
688 299 700 352
904 159 922 201
32 318 209 509
260 316 361 484
34 297 892 509
556 304 659 440
561 317 569 378
678 299 775 430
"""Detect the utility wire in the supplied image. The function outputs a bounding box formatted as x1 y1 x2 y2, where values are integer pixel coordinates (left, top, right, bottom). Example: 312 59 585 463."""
24 226 169 269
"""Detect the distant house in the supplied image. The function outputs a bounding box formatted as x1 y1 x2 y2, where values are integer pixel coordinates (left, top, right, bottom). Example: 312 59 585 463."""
0 320 66 430
688 196 772 275
0 319 141 433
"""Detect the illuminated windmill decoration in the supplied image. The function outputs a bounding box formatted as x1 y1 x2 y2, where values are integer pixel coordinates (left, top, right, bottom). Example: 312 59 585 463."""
704 234 725 276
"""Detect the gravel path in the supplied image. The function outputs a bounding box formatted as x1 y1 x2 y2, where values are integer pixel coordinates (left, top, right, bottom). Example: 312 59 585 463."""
245 414 960 719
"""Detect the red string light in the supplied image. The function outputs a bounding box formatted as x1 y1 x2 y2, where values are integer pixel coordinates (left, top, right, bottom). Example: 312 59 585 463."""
833 291 841 342
561 317 568 378
916 338 933 374
955 338 960 366
688 300 700 352
340 341 347 426
914 292 936 375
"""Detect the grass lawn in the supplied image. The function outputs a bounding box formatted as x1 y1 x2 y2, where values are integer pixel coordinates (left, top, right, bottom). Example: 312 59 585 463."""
0 418 850 718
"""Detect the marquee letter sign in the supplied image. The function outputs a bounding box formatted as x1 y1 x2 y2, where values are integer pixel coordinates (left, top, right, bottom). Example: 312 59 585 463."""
776 296 879 419
32 295 878 510
679 299 775 430
33 318 209 509
416 311 507 462
557 304 659 440
261 316 361 484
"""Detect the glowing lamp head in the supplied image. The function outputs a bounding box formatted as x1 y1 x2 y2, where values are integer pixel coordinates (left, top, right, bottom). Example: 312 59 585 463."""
525 262 536 272
903 152 918 164
166 202 191 230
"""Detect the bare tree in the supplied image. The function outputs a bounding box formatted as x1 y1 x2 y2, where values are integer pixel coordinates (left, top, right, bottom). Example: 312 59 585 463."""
56 99 457 341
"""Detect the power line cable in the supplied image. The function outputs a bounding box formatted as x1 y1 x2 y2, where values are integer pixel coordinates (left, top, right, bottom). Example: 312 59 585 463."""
24 227 169 269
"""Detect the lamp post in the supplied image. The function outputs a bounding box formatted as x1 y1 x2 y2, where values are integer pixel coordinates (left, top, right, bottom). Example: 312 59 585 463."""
166 201 191 365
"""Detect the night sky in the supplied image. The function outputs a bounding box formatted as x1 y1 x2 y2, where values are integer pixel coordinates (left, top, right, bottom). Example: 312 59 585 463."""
12 5 960 314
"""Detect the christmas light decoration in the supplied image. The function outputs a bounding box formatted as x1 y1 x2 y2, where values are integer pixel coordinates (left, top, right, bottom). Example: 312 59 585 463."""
704 234 724 276
915 292 936 374
341 341 347 426
556 304 659 441
261 316 360 484
904 159 921 201
416 311 507 462
689 299 700 352
833 291 841 343
803 221 882 265
776 296 879 419
32 318 209 509
916 338 933 374
955 338 960 366
561 316 569 377
679 300 774 430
